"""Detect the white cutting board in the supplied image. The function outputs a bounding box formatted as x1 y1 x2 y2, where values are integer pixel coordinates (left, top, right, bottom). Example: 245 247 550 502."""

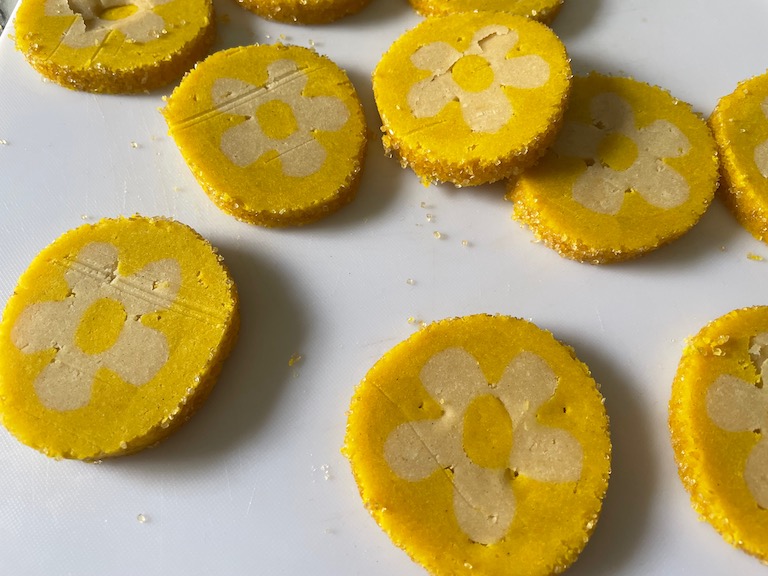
1 1 768 574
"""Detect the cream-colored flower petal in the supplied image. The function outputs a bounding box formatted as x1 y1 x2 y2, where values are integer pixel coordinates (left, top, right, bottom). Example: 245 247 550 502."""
745 438 768 509
384 419 453 482
496 350 559 424
571 165 630 215
408 74 459 121
494 55 550 90
65 242 120 294
451 462 515 545
11 300 77 354
212 78 265 118
626 158 689 210
467 25 518 59
591 92 636 135
553 122 604 159
411 41 461 74
271 134 328 178
459 85 512 133
101 319 169 386
510 414 583 482
292 95 349 133
636 120 691 159
419 347 489 408
707 374 768 433
33 349 97 411
749 333 768 387
218 119 273 168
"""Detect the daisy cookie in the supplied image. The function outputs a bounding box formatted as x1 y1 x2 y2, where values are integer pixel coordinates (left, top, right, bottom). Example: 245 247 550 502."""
0 216 239 460
373 12 571 187
407 0 563 23
710 71 768 244
13 0 215 93
344 314 611 576
670 306 768 562
234 0 371 24
163 44 367 227
507 74 719 264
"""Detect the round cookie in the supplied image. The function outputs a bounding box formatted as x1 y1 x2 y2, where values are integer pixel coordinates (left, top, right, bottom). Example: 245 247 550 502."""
233 0 371 23
0 216 239 460
344 314 611 576
373 12 571 187
670 306 768 562
14 0 215 93
709 71 768 244
407 0 563 23
507 73 719 264
163 44 367 227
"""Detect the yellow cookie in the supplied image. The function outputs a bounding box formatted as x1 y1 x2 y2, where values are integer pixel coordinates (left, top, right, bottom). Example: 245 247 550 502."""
507 74 719 264
670 306 768 562
407 0 563 23
234 0 371 23
710 71 768 244
0 216 239 460
163 44 367 227
344 314 610 576
373 12 571 187
14 0 215 93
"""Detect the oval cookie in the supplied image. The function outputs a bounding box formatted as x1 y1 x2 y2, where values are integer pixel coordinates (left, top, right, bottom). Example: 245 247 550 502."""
407 0 563 23
373 12 571 187
710 71 768 244
670 306 768 562
0 216 239 460
344 314 611 576
14 0 215 93
507 73 719 264
234 0 371 23
163 44 367 227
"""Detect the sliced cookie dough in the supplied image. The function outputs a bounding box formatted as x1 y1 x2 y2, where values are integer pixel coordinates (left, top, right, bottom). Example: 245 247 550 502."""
0 216 239 460
14 0 215 93
344 314 610 576
710 71 768 243
163 44 367 227
373 12 571 187
407 0 563 23
507 73 719 263
670 306 768 562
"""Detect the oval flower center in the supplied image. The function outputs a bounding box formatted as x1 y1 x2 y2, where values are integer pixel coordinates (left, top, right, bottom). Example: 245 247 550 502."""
451 55 495 93
100 4 139 21
75 298 127 355
257 100 299 141
463 394 513 469
598 132 638 172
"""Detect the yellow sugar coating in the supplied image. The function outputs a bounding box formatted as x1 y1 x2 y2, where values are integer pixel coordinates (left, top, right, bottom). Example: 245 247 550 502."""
373 12 571 187
233 0 371 23
163 44 367 227
709 71 768 244
507 73 719 264
669 306 768 562
407 0 564 23
0 216 239 460
14 0 215 93
344 314 610 576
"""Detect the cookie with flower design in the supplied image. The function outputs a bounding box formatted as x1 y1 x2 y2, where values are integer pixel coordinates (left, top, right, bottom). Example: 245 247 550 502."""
344 314 610 576
235 0 371 24
164 44 367 226
407 0 563 22
0 216 239 460
373 12 571 187
507 73 719 263
14 0 215 93
710 71 768 244
669 306 768 562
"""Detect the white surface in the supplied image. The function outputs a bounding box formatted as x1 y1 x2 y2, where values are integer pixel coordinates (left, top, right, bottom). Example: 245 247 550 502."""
1 1 768 574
